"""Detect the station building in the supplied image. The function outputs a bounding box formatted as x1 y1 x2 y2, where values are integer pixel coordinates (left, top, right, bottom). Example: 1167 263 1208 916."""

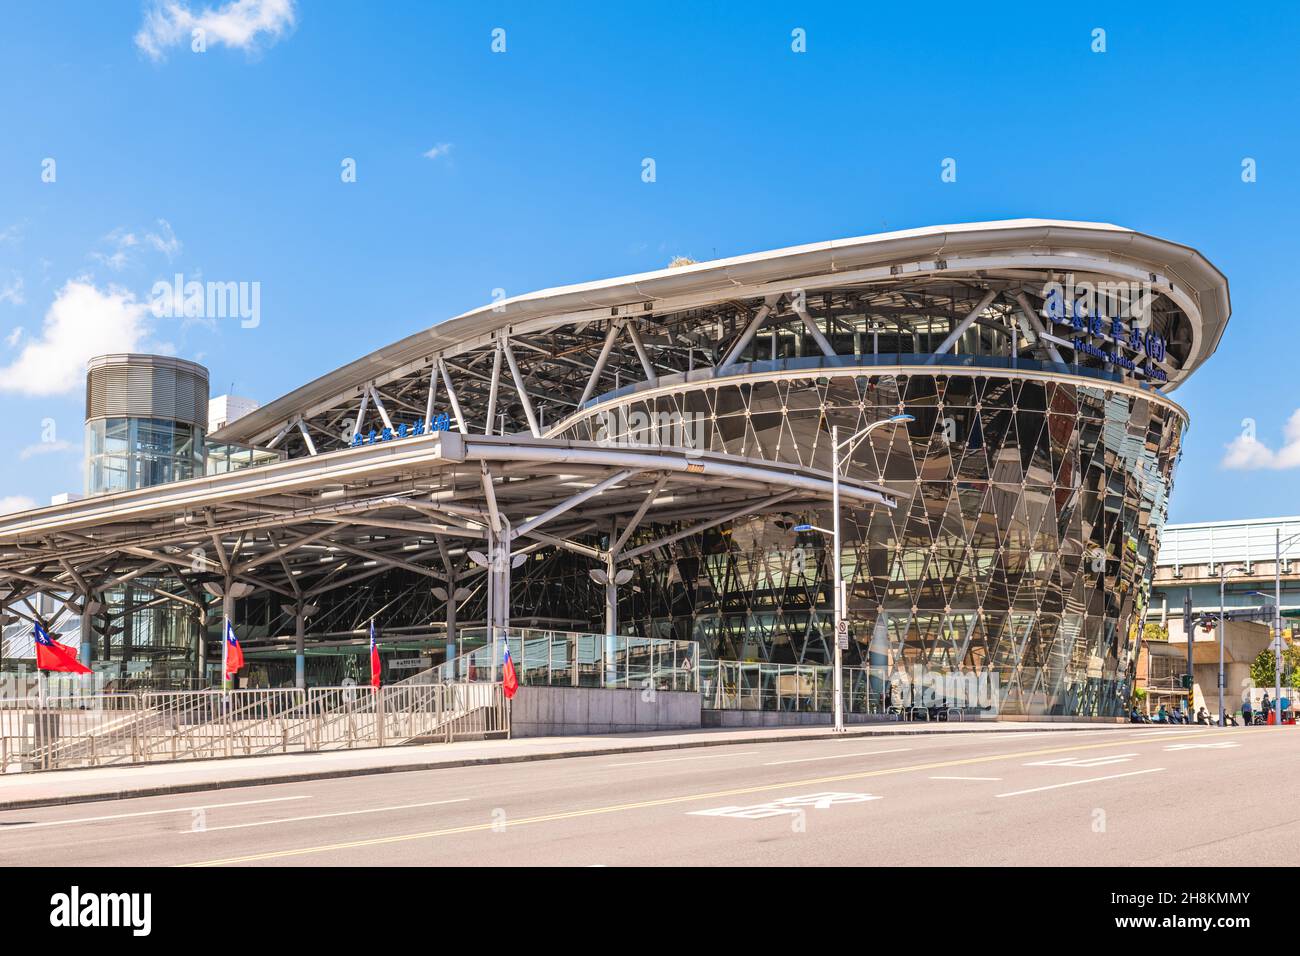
0 220 1231 717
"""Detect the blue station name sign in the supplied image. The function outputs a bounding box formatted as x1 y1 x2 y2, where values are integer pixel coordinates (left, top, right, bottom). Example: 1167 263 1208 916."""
1042 283 1169 385
350 411 452 447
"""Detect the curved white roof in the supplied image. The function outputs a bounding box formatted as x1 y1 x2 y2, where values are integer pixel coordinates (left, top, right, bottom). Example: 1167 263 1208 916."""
218 219 1230 443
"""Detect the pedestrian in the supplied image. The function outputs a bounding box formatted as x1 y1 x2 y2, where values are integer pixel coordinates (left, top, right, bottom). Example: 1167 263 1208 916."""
1242 695 1253 726
1157 704 1168 723
1262 692 1272 720
1196 707 1209 725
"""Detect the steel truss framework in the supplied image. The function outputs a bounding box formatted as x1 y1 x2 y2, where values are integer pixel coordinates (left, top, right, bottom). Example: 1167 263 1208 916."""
0 222 1227 713
231 276 1194 463
0 432 892 681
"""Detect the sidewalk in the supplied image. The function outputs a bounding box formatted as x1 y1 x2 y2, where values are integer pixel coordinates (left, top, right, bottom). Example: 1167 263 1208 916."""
0 719 1147 810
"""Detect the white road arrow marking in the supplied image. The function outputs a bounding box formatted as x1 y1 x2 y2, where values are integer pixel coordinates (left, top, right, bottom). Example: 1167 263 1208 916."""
689 791 881 819
1025 753 1138 768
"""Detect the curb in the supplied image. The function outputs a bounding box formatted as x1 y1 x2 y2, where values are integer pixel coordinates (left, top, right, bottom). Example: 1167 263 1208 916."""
0 722 1143 812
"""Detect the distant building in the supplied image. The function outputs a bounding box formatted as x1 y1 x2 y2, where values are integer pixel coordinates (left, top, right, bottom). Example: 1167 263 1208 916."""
84 354 209 495
1140 516 1300 716
208 394 260 432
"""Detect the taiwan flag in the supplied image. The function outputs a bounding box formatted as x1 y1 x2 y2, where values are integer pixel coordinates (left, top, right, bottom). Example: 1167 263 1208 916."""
502 640 519 699
224 619 245 677
370 619 381 688
34 622 92 674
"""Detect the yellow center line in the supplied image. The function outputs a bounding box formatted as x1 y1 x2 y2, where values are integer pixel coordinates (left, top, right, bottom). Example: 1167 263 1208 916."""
182 728 1248 866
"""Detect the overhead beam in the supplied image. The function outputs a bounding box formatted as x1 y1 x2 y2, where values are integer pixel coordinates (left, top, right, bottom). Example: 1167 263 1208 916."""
793 306 838 358
621 490 797 561
609 472 671 556
929 289 999 361
1014 291 1067 365
720 297 779 369
576 321 622 409
510 469 638 541
501 336 542 437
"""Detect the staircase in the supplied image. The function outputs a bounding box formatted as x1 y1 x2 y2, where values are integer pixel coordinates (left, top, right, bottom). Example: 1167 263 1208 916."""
1 678 508 773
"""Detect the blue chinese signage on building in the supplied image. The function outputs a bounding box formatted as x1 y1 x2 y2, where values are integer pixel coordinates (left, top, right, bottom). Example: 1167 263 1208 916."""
351 411 451 447
1042 281 1169 385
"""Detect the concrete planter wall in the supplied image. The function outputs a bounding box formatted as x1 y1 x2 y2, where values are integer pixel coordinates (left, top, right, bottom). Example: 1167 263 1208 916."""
509 686 701 738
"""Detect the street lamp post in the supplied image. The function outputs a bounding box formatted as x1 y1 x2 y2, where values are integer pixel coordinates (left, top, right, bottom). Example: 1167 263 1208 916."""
799 413 912 733
1218 565 1227 727
1246 528 1299 727
1216 564 1250 725
1274 529 1300 727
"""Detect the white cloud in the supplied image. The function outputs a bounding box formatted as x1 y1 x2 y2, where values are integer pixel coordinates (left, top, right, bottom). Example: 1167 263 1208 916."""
0 495 36 515
19 440 76 461
423 143 453 161
136 0 297 61
0 274 22 306
5 326 22 348
91 229 139 271
1222 409 1300 470
0 280 153 397
145 219 182 260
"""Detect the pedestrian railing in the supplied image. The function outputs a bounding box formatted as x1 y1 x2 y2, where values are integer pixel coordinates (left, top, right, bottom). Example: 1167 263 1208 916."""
698 660 882 713
427 627 699 692
0 680 508 773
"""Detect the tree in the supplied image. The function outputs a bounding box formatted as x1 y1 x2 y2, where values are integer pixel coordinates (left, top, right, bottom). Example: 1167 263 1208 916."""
1143 622 1169 643
1250 646 1300 688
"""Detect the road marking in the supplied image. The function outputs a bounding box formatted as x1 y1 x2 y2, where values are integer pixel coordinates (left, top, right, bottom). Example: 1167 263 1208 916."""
689 791 881 819
762 748 911 766
0 796 311 832
184 797 470 833
995 768 1165 798
607 751 758 767
929 775 1002 781
1164 741 1241 751
184 730 1245 866
1025 753 1138 768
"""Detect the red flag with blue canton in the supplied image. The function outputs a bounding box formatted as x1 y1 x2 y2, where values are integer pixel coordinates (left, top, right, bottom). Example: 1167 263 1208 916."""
34 622 92 674
370 619 381 688
502 640 518 699
224 619 245 677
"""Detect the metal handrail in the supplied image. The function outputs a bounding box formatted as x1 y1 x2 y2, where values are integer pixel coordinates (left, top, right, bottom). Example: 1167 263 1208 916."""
0 681 508 773
420 627 699 692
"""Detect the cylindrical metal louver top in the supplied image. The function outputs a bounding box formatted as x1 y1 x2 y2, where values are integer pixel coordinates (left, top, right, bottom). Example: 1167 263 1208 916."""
85 354 209 426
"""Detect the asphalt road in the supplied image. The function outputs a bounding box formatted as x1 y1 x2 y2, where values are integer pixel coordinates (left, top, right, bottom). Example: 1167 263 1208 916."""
1 725 1293 866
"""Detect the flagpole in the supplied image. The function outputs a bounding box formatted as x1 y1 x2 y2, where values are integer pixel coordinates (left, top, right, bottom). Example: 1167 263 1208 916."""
222 615 230 706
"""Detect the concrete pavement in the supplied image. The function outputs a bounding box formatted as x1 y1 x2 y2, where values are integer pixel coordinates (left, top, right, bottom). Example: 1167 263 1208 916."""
0 719 1130 811
1 723 1292 867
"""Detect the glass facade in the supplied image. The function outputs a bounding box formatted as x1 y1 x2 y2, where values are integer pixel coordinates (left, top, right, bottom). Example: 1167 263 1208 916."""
557 368 1184 717
205 441 284 475
85 417 204 495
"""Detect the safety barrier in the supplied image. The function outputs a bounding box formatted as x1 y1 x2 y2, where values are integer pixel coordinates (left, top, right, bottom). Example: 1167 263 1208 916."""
430 628 698 692
0 681 507 773
698 660 882 713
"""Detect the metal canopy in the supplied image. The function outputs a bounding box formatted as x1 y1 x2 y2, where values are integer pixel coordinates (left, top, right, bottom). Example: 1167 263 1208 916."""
0 431 895 625
213 220 1230 463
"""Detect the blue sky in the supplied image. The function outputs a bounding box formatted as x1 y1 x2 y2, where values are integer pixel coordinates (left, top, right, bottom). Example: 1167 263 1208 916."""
0 1 1297 521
